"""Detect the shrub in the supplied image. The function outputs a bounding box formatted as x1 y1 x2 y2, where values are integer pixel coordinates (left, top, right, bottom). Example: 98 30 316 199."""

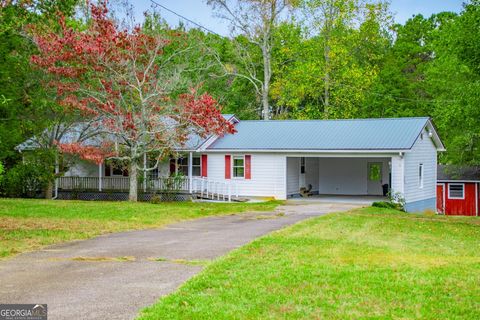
150 195 162 204
372 201 398 209
3 162 53 198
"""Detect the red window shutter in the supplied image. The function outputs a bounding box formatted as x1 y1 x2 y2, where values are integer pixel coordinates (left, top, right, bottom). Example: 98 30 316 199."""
225 155 231 179
245 155 251 180
169 159 176 175
201 155 208 177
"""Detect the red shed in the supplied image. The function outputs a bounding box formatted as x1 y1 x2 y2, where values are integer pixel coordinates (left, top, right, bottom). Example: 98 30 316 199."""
437 165 479 216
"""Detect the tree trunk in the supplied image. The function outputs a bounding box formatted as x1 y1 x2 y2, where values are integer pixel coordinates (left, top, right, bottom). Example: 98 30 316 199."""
262 82 270 120
262 43 272 120
44 181 53 199
129 160 138 202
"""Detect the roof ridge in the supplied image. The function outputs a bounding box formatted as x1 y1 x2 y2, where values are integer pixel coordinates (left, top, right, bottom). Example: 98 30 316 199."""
238 117 430 123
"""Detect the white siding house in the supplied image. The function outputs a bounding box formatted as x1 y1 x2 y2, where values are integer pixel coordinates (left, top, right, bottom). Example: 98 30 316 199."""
403 127 438 212
20 115 444 212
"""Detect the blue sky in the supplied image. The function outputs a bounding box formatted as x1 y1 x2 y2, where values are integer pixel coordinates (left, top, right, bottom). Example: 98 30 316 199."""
132 0 464 35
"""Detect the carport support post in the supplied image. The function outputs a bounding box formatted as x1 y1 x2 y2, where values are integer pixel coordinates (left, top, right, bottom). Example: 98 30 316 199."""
188 152 193 193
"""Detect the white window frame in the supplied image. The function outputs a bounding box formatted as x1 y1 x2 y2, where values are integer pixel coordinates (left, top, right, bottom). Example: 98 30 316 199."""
192 156 201 177
232 155 245 179
177 157 189 176
448 183 465 200
419 163 424 189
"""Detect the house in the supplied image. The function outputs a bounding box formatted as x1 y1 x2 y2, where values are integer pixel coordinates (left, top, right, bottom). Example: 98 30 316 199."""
18 115 445 212
437 165 480 216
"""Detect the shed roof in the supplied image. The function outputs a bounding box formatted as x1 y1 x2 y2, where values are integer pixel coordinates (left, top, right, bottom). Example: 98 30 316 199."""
438 165 480 182
208 117 435 151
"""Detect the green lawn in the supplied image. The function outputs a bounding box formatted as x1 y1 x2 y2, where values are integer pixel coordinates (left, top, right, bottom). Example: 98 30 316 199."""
0 198 280 259
139 207 480 320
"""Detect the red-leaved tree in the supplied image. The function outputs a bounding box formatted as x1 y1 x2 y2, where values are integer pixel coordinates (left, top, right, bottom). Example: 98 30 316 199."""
30 2 235 201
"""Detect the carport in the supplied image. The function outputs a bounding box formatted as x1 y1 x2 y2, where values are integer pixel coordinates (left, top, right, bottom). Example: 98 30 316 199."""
286 156 391 198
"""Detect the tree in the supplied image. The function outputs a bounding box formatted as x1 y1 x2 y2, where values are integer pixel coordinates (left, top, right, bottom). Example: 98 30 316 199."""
30 2 235 201
207 0 296 119
269 0 390 119
0 0 78 166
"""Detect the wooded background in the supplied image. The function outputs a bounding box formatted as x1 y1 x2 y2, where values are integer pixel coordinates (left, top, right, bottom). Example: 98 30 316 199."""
1 0 479 170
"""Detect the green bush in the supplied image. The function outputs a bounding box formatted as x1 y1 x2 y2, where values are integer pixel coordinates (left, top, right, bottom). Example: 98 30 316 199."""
372 201 400 210
3 162 53 198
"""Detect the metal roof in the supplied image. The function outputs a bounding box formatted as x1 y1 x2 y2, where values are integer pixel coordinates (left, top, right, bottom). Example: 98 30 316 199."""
438 165 480 181
208 117 432 151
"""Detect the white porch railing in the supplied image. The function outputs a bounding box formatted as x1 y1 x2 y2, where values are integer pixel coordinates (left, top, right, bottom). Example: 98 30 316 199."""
191 177 239 202
57 176 239 202
57 176 190 192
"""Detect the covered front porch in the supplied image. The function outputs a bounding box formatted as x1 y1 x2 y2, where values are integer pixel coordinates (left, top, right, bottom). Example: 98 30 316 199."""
286 156 392 199
56 152 240 201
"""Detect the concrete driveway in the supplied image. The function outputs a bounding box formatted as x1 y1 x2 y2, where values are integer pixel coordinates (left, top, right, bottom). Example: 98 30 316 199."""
0 201 361 320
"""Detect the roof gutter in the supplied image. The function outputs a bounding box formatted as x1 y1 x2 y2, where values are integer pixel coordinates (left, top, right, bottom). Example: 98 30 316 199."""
197 149 411 154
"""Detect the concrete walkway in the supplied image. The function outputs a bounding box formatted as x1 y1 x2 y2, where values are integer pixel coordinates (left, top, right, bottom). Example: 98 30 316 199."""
0 202 361 320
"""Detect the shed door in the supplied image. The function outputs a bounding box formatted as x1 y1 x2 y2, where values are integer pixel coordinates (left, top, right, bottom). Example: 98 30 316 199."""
367 162 383 195
436 184 444 214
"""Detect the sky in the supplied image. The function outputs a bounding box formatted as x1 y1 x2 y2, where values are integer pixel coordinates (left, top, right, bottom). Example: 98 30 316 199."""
130 0 464 36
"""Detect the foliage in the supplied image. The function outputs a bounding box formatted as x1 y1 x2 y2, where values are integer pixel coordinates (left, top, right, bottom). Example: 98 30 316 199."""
0 162 3 187
0 0 79 166
29 2 235 201
3 161 54 198
268 0 392 119
0 198 281 259
207 0 297 120
387 190 406 210
140 207 480 319
372 201 398 210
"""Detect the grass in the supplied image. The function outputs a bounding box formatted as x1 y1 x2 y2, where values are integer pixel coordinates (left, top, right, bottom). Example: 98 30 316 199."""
0 198 280 259
139 207 480 320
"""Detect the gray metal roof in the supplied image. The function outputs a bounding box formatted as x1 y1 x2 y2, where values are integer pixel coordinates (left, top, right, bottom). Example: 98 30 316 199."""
438 165 480 181
208 117 431 151
179 114 238 150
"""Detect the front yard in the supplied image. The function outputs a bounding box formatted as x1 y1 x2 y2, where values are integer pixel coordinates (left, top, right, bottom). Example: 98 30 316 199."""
140 207 480 319
0 198 280 259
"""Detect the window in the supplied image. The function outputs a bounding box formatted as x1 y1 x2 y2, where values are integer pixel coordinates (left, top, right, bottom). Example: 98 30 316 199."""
448 184 464 199
171 156 201 176
233 156 244 178
177 158 189 176
300 157 305 174
192 156 201 177
112 166 124 176
418 163 423 188
368 163 382 181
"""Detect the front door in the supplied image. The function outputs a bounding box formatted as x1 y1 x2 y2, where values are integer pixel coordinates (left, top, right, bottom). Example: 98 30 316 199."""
367 162 383 195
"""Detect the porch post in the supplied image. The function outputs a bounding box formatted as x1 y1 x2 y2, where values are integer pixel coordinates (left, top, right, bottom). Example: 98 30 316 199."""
143 153 147 192
188 152 193 193
98 163 102 191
